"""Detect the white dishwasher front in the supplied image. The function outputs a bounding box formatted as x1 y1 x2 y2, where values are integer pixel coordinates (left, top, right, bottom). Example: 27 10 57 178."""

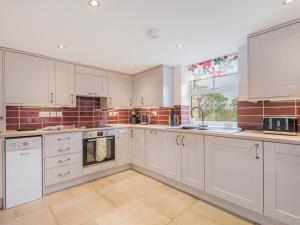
5 136 42 208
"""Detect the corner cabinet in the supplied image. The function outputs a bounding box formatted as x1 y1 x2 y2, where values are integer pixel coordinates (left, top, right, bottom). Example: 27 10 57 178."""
0 50 3 120
116 129 131 166
107 72 121 108
264 142 300 225
130 129 146 168
120 75 133 108
205 136 263 213
248 19 300 100
134 65 173 107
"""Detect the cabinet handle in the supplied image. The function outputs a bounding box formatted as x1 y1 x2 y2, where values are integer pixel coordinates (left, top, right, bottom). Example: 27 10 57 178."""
109 97 112 105
70 94 74 104
50 92 54 103
176 135 180 146
58 171 70 177
255 144 260 159
57 137 70 141
58 147 70 152
58 158 70 163
20 152 30 156
88 92 92 96
130 130 134 138
141 97 144 106
117 130 120 139
182 135 185 147
94 92 98 96
130 98 132 107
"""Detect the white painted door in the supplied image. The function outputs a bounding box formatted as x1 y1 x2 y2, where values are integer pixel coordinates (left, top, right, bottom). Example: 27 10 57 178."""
4 51 54 105
145 130 164 175
249 21 300 99
75 73 101 97
264 142 300 225
55 62 75 107
205 136 263 213
108 72 121 107
0 50 3 119
0 138 3 199
181 133 204 191
133 74 144 107
163 132 181 182
120 75 133 108
116 129 131 166
131 129 146 168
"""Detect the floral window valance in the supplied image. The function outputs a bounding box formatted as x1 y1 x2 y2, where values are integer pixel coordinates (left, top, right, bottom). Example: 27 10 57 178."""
188 53 238 79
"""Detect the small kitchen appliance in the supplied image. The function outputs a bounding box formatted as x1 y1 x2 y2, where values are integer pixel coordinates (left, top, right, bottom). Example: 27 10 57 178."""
130 109 138 124
141 113 149 125
263 117 297 135
170 108 177 126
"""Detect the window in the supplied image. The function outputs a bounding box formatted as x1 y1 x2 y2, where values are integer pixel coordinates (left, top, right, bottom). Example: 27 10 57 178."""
191 73 238 125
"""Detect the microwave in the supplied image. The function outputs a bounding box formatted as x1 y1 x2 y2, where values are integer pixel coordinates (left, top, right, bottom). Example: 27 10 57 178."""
263 117 298 136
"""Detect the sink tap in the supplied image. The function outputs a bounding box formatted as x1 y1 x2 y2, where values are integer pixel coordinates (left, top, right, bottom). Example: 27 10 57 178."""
191 106 208 128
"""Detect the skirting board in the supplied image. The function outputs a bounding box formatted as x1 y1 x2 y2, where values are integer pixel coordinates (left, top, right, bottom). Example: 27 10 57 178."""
131 165 286 225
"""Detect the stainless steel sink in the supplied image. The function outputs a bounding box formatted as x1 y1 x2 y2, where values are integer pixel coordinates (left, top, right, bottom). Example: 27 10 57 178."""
167 125 241 134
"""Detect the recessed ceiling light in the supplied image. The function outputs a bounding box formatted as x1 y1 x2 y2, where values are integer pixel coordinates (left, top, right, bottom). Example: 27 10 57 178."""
283 0 295 5
57 44 66 49
176 43 183 48
89 0 100 7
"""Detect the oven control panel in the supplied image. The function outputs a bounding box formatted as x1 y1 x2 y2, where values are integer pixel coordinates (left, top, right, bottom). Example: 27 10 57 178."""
83 129 116 139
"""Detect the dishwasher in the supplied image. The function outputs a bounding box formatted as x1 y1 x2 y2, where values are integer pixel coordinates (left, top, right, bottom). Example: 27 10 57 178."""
5 136 43 208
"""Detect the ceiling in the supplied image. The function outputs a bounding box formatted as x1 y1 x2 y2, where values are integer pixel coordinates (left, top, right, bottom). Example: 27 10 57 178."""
0 0 299 74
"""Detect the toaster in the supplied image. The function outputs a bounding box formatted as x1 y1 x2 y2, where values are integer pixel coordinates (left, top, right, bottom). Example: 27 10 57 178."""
263 117 298 135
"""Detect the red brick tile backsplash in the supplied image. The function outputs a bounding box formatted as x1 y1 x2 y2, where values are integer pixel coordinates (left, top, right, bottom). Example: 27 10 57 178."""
237 100 298 131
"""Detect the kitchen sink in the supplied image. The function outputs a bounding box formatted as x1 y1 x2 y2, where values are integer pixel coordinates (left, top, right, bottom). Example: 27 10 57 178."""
167 125 241 134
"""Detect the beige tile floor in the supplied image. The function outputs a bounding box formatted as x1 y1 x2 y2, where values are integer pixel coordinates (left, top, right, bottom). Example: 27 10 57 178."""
0 170 256 225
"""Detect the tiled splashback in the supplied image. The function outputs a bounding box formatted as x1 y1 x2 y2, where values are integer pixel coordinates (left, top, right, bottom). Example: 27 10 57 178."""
5 96 190 130
237 100 300 131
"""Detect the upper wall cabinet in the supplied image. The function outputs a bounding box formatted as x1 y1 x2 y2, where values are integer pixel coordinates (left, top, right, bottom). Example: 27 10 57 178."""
248 20 300 100
4 52 55 106
120 75 133 108
54 62 75 107
0 50 3 118
75 65 108 98
134 65 173 108
107 72 121 108
238 46 249 101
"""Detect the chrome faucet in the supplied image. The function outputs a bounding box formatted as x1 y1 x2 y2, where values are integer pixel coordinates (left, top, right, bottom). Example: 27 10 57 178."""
191 106 208 129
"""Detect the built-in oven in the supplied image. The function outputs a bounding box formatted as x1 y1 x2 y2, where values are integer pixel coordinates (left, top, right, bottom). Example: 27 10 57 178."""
82 129 116 167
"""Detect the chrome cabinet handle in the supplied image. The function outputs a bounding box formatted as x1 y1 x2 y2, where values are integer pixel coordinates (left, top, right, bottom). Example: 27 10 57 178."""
255 144 260 159
71 94 74 104
20 152 30 156
88 92 92 96
130 130 134 138
109 97 112 105
58 147 70 152
176 135 180 146
117 130 120 139
130 98 133 107
182 135 185 147
58 171 70 177
50 92 54 103
57 137 70 141
141 97 144 106
58 158 70 163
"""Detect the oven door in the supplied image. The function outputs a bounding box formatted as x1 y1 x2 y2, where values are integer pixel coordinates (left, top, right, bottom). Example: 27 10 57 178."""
83 136 115 167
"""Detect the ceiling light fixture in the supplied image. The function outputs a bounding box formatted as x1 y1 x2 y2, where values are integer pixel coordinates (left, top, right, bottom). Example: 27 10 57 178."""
89 0 100 7
176 43 183 48
57 44 66 49
283 0 295 5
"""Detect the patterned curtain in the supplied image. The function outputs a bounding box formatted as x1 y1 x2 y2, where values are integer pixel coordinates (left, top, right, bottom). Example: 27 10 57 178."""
188 53 238 79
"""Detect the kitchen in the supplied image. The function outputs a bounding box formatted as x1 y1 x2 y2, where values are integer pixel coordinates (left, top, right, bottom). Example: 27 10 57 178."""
0 1 300 225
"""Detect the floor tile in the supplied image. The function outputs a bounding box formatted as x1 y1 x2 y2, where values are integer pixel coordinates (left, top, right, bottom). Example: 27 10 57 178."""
0 208 16 224
130 174 164 190
50 191 114 225
79 219 99 225
168 210 218 225
1 208 56 225
43 190 74 206
70 179 112 196
97 179 150 206
139 185 196 219
95 200 170 225
105 170 139 183
14 199 48 217
190 200 254 225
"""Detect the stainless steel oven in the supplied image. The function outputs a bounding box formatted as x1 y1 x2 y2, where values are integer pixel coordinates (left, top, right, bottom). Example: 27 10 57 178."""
82 130 116 167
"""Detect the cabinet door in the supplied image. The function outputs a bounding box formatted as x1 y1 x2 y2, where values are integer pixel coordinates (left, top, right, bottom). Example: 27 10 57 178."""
108 73 121 107
133 75 144 107
0 50 3 118
238 46 249 101
181 133 204 191
120 75 133 108
131 129 146 168
55 62 75 106
5 52 54 105
145 130 163 175
75 73 101 97
143 67 163 107
116 129 131 166
163 132 181 182
205 136 263 213
264 142 300 225
249 21 300 99
0 138 3 198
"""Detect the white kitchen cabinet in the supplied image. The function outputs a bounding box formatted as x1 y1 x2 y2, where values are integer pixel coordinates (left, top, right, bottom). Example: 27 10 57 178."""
205 136 263 213
54 61 75 107
120 75 133 108
0 138 3 199
108 72 121 107
145 130 164 175
4 51 55 106
134 65 173 107
0 50 3 120
238 46 249 101
116 129 131 166
248 20 300 100
75 65 108 97
163 132 181 182
264 142 300 225
181 133 204 191
130 129 146 168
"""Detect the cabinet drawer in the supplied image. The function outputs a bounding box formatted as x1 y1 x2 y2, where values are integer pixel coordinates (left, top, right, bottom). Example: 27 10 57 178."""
45 132 82 157
45 152 82 169
45 163 82 186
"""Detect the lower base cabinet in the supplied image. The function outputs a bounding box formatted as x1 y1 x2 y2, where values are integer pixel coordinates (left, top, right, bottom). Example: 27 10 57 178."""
264 142 300 225
116 129 131 166
131 129 146 168
205 136 263 214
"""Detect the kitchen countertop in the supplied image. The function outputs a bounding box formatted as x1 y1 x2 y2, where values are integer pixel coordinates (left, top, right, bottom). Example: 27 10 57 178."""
1 124 300 145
